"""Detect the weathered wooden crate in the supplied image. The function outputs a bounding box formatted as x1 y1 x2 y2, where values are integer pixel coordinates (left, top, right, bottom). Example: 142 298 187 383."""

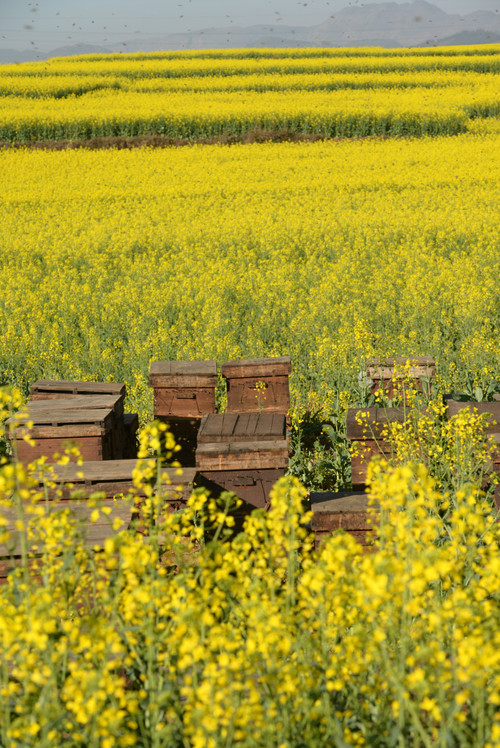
10 407 115 463
447 399 500 480
221 356 291 414
366 356 435 401
346 407 407 488
149 360 217 418
196 412 289 509
23 394 127 459
149 361 218 467
310 491 377 550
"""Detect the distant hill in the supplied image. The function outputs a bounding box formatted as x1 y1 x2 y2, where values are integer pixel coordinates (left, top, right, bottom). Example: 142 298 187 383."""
1 1 500 64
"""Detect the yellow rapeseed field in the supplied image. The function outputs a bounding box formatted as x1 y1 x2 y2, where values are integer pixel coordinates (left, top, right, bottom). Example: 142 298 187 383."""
0 46 500 748
1 130 499 419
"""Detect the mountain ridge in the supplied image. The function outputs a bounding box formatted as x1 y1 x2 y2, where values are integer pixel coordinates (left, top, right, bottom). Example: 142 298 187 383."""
1 1 500 64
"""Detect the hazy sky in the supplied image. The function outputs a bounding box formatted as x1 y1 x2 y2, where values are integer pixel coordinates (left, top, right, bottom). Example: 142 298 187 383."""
1 0 499 51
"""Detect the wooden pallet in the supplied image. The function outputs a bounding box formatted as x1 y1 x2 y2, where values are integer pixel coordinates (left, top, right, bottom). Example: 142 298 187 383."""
221 356 291 414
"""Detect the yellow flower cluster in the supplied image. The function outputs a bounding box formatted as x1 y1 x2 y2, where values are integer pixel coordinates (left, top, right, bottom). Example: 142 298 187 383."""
0 417 499 747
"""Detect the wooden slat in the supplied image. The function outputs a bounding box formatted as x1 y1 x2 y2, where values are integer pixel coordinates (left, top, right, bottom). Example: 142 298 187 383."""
30 380 125 397
26 394 122 415
221 356 291 379
11 407 114 429
36 460 197 485
149 360 217 387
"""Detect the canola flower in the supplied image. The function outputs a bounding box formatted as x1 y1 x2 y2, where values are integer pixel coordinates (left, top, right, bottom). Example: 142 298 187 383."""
0 398 499 747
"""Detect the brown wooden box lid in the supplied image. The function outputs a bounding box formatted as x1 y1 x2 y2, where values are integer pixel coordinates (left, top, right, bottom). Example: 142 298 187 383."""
25 394 122 417
366 356 435 380
446 400 500 434
149 360 217 388
198 413 286 444
221 356 291 379
346 407 408 439
196 441 289 470
10 407 114 438
30 379 126 398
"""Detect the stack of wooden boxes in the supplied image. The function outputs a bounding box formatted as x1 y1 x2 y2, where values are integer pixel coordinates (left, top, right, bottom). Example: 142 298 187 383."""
148 357 292 510
148 361 218 466
195 412 289 510
312 357 435 548
198 357 291 508
10 379 138 463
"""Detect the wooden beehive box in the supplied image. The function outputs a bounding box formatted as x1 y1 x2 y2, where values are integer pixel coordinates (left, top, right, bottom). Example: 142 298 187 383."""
149 360 217 418
221 356 291 414
9 406 115 463
447 400 500 479
310 491 377 550
24 394 128 460
149 361 218 466
0 497 133 584
366 356 435 401
346 407 407 488
196 413 289 509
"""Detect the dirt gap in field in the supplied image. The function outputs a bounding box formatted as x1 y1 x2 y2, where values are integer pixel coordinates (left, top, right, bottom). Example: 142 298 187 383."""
0 129 388 151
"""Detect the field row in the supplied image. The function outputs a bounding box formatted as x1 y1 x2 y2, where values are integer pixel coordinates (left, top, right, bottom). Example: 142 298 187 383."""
3 85 500 142
3 47 500 79
1 132 499 421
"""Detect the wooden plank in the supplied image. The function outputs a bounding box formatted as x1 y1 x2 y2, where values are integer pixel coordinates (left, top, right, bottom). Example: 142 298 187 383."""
11 407 114 430
221 356 291 379
196 440 288 470
26 394 122 416
149 360 217 388
366 356 435 379
310 491 371 514
30 380 125 398
446 401 500 433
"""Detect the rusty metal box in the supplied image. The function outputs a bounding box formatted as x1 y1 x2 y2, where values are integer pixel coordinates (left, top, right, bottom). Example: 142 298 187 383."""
221 357 291 414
